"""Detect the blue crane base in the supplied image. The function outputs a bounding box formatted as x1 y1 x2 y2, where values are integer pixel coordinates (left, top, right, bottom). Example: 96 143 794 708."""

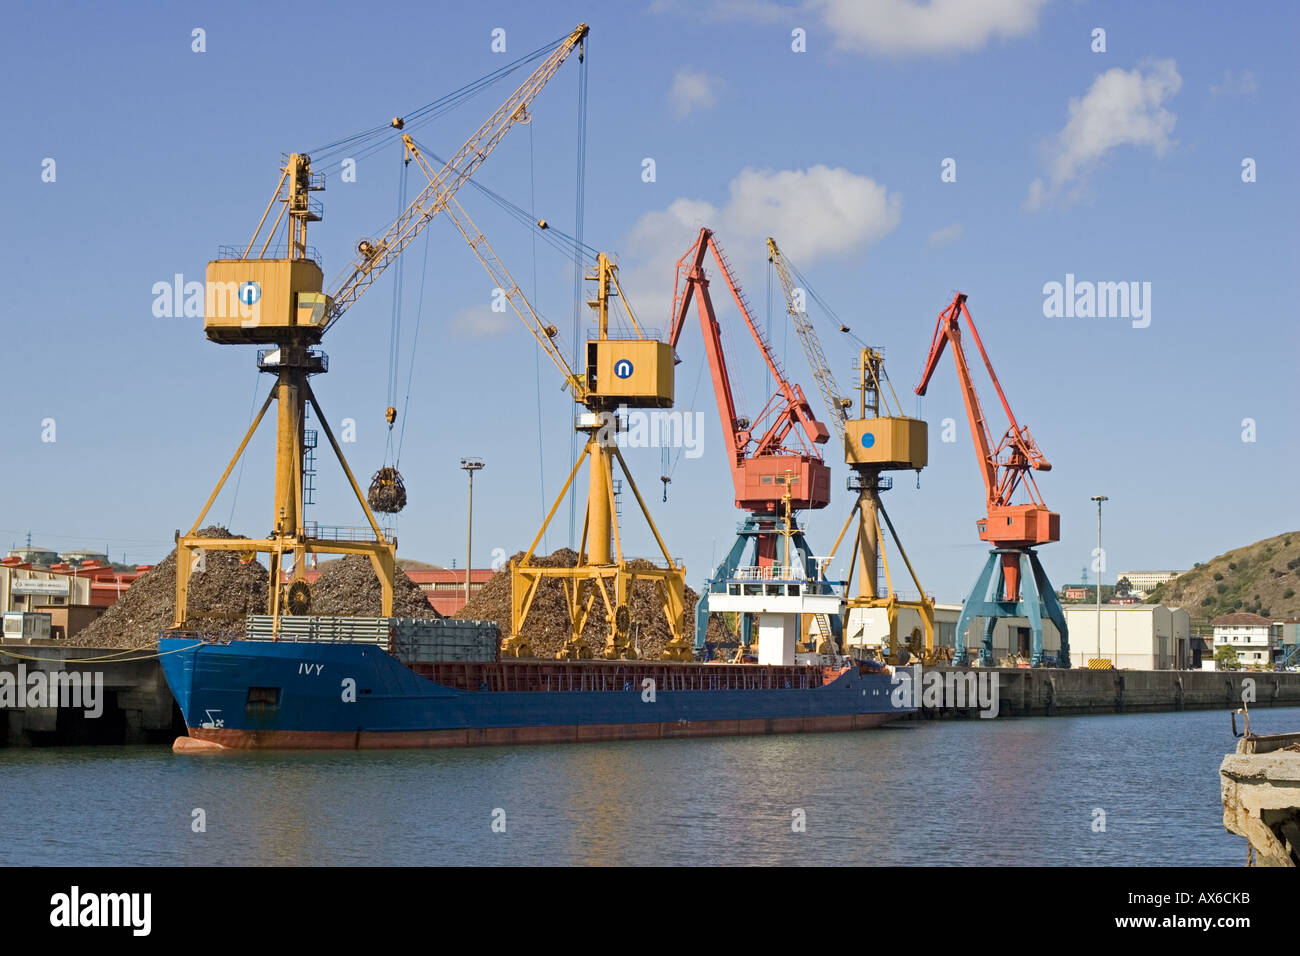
694 514 839 658
954 548 1071 668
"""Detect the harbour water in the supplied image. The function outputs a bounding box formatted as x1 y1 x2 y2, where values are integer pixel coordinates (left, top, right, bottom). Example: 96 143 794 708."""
4 705 1294 866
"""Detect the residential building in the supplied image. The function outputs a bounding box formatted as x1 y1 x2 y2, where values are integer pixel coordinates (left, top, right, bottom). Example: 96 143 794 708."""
405 568 494 616
1211 612 1273 668
296 566 495 616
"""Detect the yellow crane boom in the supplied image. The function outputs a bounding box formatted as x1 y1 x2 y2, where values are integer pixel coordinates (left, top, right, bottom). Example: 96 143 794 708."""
402 139 688 661
323 22 589 332
178 23 589 633
404 139 586 400
766 237 850 445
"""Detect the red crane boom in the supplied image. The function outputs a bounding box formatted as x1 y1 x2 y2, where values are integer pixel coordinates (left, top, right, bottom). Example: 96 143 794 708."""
669 227 830 514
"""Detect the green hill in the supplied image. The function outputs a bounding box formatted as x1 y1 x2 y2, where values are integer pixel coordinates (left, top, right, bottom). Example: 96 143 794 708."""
1148 531 1300 621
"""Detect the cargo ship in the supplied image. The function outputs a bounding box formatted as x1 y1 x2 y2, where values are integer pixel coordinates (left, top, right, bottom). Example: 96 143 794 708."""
158 619 912 751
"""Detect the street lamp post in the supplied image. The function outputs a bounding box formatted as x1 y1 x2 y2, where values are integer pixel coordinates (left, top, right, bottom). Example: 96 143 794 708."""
461 458 484 610
1091 495 1109 667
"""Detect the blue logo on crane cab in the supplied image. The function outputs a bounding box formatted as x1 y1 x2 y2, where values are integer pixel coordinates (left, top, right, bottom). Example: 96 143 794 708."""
238 281 262 306
614 359 634 379
861 432 875 448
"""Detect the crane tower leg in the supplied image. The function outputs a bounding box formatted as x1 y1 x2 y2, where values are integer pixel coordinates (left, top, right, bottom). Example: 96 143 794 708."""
955 548 1070 668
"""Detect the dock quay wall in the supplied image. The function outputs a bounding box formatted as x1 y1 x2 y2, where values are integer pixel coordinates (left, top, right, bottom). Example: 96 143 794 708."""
2 646 1298 745
911 666 1300 718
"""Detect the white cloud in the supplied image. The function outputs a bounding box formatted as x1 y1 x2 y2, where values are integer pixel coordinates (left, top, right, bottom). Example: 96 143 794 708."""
618 165 901 322
927 222 964 247
811 0 1046 55
1026 59 1182 211
650 0 789 22
651 0 1044 56
449 303 512 338
1209 68 1257 97
669 69 721 118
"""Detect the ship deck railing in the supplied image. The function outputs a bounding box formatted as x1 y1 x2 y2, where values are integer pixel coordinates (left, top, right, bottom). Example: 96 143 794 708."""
410 659 856 694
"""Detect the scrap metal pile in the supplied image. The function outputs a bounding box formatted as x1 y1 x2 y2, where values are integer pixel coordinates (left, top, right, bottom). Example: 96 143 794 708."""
309 554 439 619
454 548 729 659
77 527 267 648
76 528 438 648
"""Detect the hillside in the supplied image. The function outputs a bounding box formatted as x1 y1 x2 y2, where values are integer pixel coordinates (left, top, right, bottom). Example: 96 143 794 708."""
1148 531 1300 621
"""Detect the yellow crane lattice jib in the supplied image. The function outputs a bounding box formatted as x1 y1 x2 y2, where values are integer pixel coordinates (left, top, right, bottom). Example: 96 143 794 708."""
321 22 589 332
434 184 588 401
766 237 848 444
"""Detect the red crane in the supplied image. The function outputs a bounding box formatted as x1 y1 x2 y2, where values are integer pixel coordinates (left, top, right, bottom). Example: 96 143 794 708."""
669 227 834 653
669 228 831 518
915 292 1070 666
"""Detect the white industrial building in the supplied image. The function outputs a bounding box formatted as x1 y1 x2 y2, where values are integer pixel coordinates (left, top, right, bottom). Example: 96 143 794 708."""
840 602 1064 664
1212 612 1273 668
1115 570 1185 596
1064 604 1191 669
832 598 1195 669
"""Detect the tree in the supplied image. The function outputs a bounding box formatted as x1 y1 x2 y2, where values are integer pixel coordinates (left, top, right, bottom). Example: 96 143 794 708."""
1215 644 1241 671
1115 576 1133 598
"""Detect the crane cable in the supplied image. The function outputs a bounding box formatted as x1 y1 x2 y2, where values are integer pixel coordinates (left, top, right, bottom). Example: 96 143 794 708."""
304 33 570 172
394 228 432 470
664 348 709 485
384 152 409 467
529 120 548 552
405 136 597 263
567 46 589 549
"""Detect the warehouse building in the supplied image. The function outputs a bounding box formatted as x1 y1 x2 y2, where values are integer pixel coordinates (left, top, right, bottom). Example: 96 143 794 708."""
1065 604 1191 669
843 603 1065 665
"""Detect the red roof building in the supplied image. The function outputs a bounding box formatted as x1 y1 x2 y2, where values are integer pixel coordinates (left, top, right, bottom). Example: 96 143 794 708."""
293 566 495 616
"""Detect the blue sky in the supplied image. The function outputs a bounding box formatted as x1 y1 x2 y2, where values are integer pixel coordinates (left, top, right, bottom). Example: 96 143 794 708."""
0 0 1295 604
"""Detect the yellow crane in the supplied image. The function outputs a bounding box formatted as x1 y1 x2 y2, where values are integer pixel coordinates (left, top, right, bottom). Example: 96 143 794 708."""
174 24 589 632
401 138 690 661
766 237 940 663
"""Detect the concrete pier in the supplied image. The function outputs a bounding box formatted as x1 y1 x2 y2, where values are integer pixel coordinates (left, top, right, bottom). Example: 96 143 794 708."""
1220 728 1300 866
900 665 1300 719
0 645 181 746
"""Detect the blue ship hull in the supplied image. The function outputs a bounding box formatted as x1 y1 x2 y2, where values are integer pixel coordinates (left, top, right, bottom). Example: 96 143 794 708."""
159 637 912 750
